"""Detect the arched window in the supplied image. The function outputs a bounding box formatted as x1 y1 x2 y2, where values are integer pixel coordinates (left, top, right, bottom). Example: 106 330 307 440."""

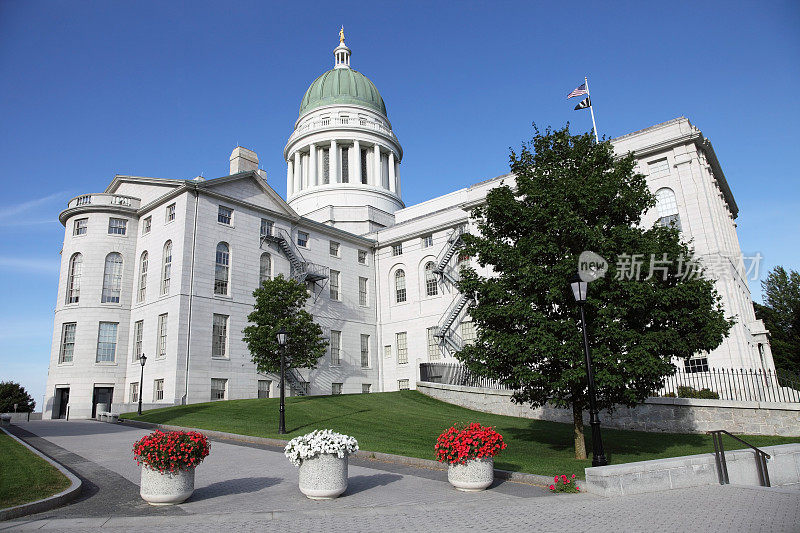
137 251 148 302
424 262 438 296
259 252 272 286
161 241 172 295
655 188 681 229
395 269 407 303
101 252 123 303
66 253 82 304
215 242 230 295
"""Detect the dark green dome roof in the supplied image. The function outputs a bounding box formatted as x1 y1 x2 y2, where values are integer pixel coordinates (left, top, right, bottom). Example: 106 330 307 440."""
299 68 386 117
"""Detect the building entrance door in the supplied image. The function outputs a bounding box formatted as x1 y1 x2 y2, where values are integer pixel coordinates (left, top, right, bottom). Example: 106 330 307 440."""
54 388 70 419
92 387 113 418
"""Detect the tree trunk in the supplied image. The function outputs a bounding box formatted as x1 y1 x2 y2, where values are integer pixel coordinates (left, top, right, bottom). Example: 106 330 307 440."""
572 400 587 460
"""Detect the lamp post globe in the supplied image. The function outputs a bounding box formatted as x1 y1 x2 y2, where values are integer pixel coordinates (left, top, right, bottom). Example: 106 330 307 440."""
277 327 287 435
138 354 147 416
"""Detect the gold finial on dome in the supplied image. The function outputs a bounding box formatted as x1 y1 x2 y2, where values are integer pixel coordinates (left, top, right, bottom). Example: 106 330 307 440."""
339 26 345 44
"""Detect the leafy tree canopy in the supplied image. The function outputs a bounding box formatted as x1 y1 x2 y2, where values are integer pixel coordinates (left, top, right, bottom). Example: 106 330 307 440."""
754 266 800 375
243 274 328 375
0 381 36 412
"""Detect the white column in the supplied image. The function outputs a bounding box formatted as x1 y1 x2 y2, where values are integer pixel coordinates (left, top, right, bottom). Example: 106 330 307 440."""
330 140 338 183
293 151 301 192
287 160 294 196
373 145 382 188
395 161 401 197
388 151 396 194
353 140 361 184
309 143 317 187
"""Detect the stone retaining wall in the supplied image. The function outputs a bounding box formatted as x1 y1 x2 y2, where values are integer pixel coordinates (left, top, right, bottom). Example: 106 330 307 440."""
416 381 800 436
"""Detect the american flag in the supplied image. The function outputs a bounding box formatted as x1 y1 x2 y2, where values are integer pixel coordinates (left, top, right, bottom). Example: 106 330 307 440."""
567 83 588 99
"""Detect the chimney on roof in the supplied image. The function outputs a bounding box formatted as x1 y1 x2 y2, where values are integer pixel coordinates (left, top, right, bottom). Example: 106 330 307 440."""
230 146 259 175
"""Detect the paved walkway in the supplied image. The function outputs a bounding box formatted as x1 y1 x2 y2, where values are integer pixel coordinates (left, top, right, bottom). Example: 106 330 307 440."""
2 421 798 532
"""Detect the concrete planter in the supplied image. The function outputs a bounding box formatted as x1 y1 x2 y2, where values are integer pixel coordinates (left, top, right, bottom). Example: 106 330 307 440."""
447 457 494 491
298 453 349 499
0 415 11 427
140 465 195 505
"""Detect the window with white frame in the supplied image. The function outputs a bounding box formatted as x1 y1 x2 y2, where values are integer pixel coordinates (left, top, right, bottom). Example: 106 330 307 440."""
421 234 433 248
384 345 392 359
153 379 164 401
138 251 148 302
96 322 118 362
359 277 368 306
684 357 709 373
360 148 368 184
166 203 176 223
73 218 88 236
655 187 681 230
101 252 123 303
392 243 403 256
398 379 410 390
161 241 172 295
341 146 349 182
212 314 228 358
142 216 152 234
66 253 82 304
330 270 340 300
157 314 168 359
133 320 143 361
460 321 476 346
394 270 406 303
259 253 271 286
130 382 139 403
60 323 76 363
211 378 227 400
360 334 370 368
362 383 371 394
424 262 438 296
258 379 271 398
218 205 233 225
332 383 343 395
260 218 273 238
108 217 127 235
648 158 670 176
330 330 341 365
396 332 408 364
214 242 230 295
358 249 368 264
297 231 309 248
330 240 340 256
427 327 439 360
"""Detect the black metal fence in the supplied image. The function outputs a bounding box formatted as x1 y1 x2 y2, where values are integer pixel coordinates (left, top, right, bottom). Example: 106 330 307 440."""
419 363 800 403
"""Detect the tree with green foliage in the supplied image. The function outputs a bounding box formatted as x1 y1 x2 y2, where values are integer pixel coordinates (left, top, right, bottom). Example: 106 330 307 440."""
457 125 733 459
243 274 328 375
0 381 36 413
753 266 800 376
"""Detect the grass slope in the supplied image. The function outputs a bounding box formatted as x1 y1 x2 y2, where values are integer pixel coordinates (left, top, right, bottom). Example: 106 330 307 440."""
0 433 70 509
122 391 800 478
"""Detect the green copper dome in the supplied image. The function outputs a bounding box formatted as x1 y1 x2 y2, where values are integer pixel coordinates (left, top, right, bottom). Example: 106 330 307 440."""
299 68 387 118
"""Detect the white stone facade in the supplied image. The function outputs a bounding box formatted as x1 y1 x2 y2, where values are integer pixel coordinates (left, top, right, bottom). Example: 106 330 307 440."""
43 38 773 419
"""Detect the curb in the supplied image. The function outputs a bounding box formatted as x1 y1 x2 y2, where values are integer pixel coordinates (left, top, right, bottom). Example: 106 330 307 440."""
0 426 83 521
119 418 557 488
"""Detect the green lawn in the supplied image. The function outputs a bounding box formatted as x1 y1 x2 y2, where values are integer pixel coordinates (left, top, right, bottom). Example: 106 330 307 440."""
0 433 71 509
122 391 800 479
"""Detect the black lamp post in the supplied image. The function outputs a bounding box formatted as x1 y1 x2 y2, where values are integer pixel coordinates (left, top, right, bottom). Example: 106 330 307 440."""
570 275 608 467
137 354 147 416
276 327 288 435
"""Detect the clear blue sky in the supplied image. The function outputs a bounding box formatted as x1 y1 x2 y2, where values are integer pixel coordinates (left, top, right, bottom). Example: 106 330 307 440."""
1 1 798 407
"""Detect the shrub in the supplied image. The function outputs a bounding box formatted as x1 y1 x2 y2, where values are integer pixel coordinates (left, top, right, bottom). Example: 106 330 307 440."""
133 430 210 473
284 429 359 467
677 386 720 399
435 423 507 465
549 473 579 493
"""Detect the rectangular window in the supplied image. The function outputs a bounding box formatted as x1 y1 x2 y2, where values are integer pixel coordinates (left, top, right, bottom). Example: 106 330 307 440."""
166 203 176 223
330 270 340 300
258 379 271 398
60 323 76 363
96 322 118 362
362 383 371 394
384 345 392 359
157 314 168 359
341 146 349 183
142 216 152 235
461 321 476 346
684 357 709 373
297 231 309 248
360 334 370 368
392 243 403 256
108 218 127 235
330 330 341 365
396 332 408 364
133 320 143 361
73 218 88 236
212 314 229 358
648 158 670 175
130 382 139 403
361 148 368 184
211 378 227 400
332 383 343 395
322 148 330 184
359 277 368 306
329 241 340 256
422 234 433 248
358 250 368 265
427 327 439 360
657 214 682 231
260 218 274 238
398 379 410 390
153 379 164 401
218 205 233 225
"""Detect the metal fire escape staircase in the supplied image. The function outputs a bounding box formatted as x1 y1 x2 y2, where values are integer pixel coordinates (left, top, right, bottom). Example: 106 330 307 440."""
433 226 472 355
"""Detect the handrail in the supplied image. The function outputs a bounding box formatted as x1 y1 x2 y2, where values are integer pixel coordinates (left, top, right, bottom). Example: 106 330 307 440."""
708 430 771 487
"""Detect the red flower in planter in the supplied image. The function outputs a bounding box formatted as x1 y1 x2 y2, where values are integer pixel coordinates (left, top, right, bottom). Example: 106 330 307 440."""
133 430 210 473
434 423 507 465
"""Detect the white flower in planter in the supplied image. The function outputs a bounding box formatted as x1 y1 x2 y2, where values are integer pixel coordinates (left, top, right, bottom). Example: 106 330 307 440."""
284 429 359 467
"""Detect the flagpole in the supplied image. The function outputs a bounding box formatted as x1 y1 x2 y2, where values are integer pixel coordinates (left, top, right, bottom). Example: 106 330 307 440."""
585 76 599 143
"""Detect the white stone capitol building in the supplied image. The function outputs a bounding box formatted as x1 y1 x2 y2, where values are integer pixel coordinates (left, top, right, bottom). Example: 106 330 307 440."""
45 34 774 419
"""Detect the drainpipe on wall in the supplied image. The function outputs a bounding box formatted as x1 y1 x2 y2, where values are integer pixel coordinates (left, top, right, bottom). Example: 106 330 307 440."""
182 187 200 405
373 245 384 392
